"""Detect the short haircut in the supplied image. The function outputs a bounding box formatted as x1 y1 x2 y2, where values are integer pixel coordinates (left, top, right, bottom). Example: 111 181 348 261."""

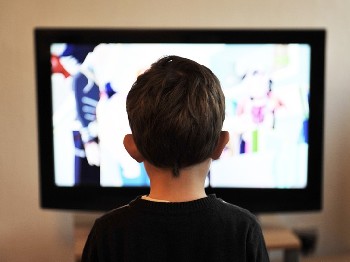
126 55 225 177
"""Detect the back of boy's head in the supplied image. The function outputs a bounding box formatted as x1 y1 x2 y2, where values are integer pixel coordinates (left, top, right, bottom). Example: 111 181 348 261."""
126 55 225 177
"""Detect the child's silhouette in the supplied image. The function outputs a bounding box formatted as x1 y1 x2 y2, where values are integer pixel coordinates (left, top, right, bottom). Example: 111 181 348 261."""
82 55 270 262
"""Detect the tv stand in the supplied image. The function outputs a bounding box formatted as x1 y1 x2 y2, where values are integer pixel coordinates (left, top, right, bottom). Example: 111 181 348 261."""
74 225 301 262
263 227 301 262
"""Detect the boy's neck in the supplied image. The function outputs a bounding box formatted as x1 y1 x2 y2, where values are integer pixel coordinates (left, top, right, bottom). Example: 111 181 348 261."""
144 160 211 202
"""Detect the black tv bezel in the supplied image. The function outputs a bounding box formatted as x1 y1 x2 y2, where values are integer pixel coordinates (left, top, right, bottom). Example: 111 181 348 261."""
35 28 325 213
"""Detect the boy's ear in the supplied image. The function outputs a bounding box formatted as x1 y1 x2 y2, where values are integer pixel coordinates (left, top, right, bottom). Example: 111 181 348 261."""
123 134 145 163
211 131 230 160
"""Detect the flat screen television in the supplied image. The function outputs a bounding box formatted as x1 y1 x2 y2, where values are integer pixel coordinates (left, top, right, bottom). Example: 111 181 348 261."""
35 28 325 213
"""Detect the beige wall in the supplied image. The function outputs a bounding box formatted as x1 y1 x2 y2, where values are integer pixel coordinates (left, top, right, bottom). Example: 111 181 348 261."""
1 0 350 261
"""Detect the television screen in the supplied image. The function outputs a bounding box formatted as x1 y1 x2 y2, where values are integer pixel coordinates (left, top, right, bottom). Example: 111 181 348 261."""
35 29 325 212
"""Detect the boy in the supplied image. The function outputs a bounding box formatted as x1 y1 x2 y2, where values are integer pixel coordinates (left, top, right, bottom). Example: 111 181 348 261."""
81 55 270 262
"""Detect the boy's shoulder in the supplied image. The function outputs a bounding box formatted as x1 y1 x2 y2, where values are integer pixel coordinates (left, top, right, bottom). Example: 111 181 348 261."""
94 195 259 229
215 197 257 219
213 197 261 229
93 201 135 228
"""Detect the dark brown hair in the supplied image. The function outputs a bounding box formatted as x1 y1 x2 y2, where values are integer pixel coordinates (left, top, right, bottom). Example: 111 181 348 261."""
126 55 225 177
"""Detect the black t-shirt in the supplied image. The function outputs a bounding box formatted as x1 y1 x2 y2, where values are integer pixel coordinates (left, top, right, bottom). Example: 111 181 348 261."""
82 195 270 262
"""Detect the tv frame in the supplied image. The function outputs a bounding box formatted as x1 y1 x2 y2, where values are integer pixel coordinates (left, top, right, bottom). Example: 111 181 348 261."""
35 28 325 213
